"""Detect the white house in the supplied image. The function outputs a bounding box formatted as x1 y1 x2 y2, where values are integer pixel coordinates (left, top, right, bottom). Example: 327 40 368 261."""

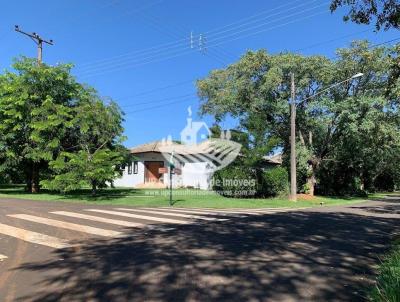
113 140 283 190
113 106 281 190
113 141 213 189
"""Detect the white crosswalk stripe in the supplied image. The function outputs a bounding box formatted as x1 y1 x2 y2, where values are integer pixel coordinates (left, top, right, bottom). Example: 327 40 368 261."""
114 208 228 221
140 207 247 217
167 207 296 215
51 211 144 228
0 223 71 249
226 208 294 213
8 214 122 237
87 209 190 224
156 207 265 215
0 206 297 250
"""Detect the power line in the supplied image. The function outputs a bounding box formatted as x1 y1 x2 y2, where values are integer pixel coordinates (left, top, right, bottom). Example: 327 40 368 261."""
75 0 320 73
206 0 320 38
205 0 305 35
119 92 196 108
79 47 195 78
123 97 195 114
122 37 400 115
14 25 54 64
116 79 195 100
293 28 372 53
78 7 329 77
134 9 232 65
76 2 398 79
77 11 232 74
328 36 400 61
206 3 329 45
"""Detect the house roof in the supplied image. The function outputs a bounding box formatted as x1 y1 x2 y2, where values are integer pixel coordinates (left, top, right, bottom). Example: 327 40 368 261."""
130 141 181 154
263 154 283 165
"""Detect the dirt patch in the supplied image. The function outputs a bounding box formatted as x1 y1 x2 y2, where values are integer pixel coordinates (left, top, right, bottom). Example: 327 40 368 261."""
297 194 316 201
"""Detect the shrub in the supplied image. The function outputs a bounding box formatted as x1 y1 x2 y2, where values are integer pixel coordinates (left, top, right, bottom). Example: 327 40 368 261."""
369 241 400 302
261 167 289 197
212 166 257 198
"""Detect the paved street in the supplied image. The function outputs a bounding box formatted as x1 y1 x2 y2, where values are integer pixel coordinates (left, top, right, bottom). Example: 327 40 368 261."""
0 197 399 301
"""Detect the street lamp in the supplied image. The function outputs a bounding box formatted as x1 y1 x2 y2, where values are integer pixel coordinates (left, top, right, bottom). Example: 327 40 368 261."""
289 72 364 201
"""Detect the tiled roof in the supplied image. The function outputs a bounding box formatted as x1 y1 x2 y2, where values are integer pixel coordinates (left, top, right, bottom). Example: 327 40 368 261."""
130 141 181 154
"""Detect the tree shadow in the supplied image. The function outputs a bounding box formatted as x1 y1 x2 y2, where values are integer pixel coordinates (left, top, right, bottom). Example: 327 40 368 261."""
349 196 400 214
14 210 400 301
0 186 153 201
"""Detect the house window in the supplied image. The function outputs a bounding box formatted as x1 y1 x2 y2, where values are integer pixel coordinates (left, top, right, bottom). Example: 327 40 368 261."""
128 163 132 174
133 161 138 174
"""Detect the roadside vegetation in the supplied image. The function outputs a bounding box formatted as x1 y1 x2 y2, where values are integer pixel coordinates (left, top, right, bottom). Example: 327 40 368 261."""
0 184 377 208
198 41 400 198
0 58 127 195
369 240 400 302
1 13 399 202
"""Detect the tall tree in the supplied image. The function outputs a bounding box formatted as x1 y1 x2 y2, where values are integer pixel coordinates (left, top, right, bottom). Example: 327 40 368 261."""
0 58 81 192
0 57 127 194
330 0 400 30
197 41 400 195
41 95 126 195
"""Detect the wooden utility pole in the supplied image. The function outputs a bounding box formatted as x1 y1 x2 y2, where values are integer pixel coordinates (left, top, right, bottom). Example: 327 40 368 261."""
14 25 53 193
290 72 297 201
15 25 53 64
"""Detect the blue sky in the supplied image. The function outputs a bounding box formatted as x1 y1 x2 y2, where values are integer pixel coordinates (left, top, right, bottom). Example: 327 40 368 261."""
0 0 398 147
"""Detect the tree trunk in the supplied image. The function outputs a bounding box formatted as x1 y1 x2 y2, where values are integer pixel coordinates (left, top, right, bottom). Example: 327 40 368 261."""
25 174 32 193
31 163 40 193
307 171 316 196
91 180 97 196
306 158 319 196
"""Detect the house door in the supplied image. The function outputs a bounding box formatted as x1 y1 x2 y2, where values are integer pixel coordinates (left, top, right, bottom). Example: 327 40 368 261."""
144 161 164 183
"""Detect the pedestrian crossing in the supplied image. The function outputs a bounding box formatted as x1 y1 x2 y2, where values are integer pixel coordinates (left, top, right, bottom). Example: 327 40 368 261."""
86 209 192 224
114 208 228 221
0 222 71 249
0 206 298 251
8 214 123 237
51 211 144 227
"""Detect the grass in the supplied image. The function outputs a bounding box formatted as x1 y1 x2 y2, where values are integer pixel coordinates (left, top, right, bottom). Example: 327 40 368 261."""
369 240 400 302
0 184 371 208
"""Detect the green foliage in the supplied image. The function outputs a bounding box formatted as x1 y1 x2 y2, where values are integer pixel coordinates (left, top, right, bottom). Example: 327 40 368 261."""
0 57 126 193
212 165 288 198
212 166 257 198
261 167 289 197
197 41 400 197
330 0 400 30
41 149 123 193
41 96 126 194
0 57 82 192
369 241 400 302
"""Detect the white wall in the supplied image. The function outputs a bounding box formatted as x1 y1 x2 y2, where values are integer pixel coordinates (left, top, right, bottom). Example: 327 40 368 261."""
113 152 212 190
113 161 145 187
182 162 212 190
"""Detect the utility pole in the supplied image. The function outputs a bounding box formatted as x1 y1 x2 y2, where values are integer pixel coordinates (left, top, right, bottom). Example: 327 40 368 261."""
14 25 53 65
290 72 297 201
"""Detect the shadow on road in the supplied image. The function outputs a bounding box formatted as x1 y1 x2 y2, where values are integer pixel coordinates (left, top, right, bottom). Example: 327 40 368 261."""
16 210 400 302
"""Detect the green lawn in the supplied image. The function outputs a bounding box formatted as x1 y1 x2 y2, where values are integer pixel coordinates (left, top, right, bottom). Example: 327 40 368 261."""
369 240 400 302
0 184 374 208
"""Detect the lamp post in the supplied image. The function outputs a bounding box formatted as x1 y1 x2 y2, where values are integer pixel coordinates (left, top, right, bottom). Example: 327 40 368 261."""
289 72 364 201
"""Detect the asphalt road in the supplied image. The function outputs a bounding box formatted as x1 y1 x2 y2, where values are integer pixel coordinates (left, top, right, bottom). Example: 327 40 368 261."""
0 197 399 302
